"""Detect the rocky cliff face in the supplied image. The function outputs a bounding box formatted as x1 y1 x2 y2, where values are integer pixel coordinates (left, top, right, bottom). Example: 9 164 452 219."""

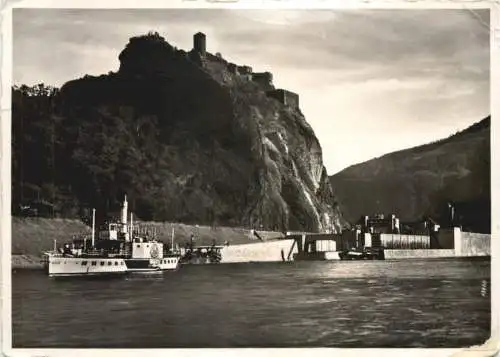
51 32 345 232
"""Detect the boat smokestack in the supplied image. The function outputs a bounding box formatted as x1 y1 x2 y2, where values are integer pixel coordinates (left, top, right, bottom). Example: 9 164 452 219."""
121 195 128 226
91 208 96 247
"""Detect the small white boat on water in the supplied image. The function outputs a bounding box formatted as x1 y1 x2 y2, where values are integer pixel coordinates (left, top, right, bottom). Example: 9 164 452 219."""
43 195 180 277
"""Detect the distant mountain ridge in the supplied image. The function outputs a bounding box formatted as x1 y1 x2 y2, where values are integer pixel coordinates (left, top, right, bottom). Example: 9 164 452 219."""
329 116 490 233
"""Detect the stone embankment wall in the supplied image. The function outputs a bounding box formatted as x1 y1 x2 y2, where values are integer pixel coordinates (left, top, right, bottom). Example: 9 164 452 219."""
384 249 455 259
12 217 91 256
436 228 490 256
457 230 491 257
12 254 44 269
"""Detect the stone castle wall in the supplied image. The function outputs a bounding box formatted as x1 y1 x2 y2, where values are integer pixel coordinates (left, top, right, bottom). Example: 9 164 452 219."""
252 72 274 90
267 89 299 108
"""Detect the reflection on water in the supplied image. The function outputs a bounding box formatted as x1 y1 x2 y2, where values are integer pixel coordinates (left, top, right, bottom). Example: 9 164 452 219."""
12 258 490 348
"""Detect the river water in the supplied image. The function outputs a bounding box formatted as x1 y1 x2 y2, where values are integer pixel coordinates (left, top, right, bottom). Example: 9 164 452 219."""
12 258 490 348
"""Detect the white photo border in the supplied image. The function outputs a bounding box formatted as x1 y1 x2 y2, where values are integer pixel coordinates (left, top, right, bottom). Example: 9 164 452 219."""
1 1 498 357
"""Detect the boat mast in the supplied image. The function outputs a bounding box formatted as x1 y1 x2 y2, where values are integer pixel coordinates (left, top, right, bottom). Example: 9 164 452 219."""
91 208 96 247
121 195 129 241
130 212 133 238
171 227 175 251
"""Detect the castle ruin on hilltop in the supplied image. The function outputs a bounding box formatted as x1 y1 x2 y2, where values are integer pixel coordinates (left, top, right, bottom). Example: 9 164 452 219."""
117 31 300 110
193 32 206 56
191 32 300 109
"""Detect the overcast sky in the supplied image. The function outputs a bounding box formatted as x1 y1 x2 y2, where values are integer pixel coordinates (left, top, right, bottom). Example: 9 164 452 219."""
13 8 490 174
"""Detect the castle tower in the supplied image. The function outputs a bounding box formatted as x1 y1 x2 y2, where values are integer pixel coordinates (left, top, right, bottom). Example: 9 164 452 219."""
193 32 206 56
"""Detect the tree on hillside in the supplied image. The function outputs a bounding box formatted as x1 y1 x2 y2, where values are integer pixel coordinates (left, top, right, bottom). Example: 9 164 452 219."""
12 84 63 216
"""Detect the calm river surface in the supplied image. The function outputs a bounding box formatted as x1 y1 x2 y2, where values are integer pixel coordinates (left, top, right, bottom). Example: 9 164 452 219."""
12 258 490 348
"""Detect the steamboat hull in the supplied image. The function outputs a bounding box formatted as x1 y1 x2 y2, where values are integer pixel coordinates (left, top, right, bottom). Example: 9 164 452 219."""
124 257 180 272
45 255 128 277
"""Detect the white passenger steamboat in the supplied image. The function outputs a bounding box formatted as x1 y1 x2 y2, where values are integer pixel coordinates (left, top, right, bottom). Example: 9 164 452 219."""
43 195 180 277
42 252 127 277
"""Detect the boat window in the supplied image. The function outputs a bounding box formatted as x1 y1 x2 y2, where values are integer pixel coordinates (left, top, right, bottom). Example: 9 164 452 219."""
137 245 140 248
146 245 149 248
108 261 112 266
82 261 88 266
120 262 124 265
91 261 97 266
100 261 105 266
114 261 118 265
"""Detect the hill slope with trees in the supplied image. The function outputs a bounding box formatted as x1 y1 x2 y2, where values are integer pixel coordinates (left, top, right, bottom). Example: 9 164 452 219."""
330 116 490 233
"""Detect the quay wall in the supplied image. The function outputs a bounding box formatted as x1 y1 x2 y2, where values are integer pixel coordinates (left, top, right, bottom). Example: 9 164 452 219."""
435 228 491 256
456 230 490 257
12 254 44 269
11 217 284 255
12 217 92 256
384 249 456 259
